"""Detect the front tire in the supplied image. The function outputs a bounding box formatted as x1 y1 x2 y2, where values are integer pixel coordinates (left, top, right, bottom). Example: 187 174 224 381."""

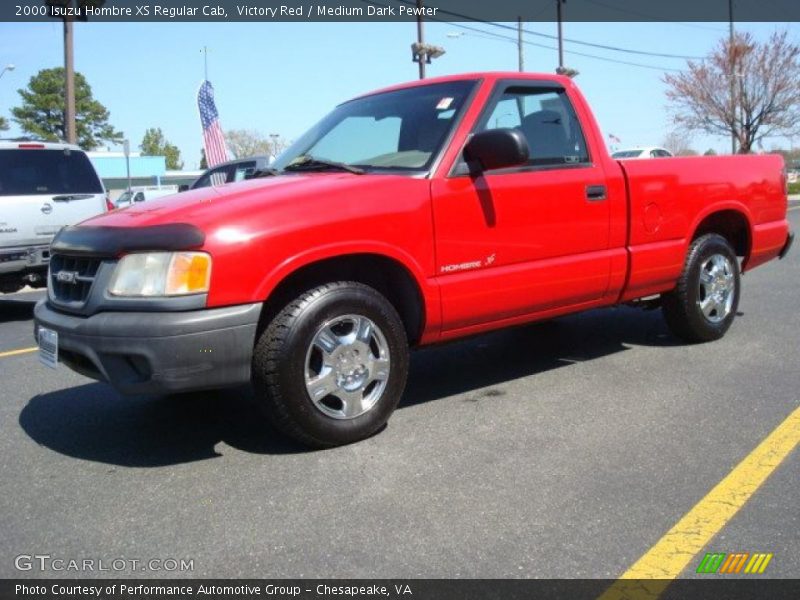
252 282 409 448
662 233 740 343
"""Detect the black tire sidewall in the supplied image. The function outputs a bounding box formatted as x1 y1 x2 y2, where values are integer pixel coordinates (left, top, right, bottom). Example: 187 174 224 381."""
683 235 741 340
269 285 408 446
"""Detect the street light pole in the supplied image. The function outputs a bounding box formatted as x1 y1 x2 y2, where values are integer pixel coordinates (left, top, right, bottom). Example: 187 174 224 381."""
729 0 737 155
123 139 131 193
63 18 77 145
556 0 565 70
416 0 425 79
270 133 280 161
517 16 524 72
0 64 15 80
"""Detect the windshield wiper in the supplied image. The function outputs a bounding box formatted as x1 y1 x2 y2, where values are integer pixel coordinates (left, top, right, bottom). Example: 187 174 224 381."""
249 167 281 178
283 156 365 175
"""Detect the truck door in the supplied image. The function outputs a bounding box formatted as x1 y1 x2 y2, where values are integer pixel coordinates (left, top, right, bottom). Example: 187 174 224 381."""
432 82 612 332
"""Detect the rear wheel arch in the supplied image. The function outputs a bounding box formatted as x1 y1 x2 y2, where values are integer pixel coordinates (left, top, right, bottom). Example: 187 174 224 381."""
691 208 752 265
257 253 426 346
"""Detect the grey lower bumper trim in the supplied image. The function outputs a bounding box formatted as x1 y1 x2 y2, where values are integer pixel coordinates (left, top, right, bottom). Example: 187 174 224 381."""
779 230 794 259
34 300 261 395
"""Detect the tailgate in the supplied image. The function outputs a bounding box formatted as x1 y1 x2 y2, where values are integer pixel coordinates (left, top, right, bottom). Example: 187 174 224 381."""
0 192 106 249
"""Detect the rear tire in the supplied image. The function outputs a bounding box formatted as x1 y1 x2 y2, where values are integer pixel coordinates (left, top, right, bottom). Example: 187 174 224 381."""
662 233 740 343
252 282 409 448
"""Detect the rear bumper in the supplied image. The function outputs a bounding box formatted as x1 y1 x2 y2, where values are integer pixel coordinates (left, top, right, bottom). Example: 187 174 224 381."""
779 230 794 259
0 244 50 275
34 300 261 395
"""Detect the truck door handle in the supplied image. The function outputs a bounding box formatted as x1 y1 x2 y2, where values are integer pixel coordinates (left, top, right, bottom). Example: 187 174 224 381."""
586 185 607 201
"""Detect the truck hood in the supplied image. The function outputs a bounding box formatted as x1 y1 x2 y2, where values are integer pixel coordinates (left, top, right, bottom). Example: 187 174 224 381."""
85 173 419 232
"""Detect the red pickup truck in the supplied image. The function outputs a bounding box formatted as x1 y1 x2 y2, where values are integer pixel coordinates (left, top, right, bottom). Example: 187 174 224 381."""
35 72 793 447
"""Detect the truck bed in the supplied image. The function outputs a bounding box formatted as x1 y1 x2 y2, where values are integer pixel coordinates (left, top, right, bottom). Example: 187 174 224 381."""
618 154 789 302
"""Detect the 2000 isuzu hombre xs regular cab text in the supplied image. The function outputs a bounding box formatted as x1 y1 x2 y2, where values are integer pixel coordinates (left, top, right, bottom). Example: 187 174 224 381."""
34 73 794 447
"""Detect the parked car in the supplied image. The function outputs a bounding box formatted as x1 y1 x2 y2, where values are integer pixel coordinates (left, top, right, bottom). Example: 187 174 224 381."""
611 147 673 159
0 139 107 293
186 155 271 191
115 185 179 208
35 72 793 448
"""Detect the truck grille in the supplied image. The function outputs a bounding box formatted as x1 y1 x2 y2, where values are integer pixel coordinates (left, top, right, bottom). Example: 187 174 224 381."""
49 254 101 306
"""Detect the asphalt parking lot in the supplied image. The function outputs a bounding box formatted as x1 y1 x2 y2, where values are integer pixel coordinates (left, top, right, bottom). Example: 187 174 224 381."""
0 207 798 582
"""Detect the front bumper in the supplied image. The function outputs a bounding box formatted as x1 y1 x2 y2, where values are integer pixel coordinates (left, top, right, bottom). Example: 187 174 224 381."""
34 300 261 395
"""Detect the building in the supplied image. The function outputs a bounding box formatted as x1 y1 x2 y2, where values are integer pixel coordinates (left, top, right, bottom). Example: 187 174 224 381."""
87 151 203 199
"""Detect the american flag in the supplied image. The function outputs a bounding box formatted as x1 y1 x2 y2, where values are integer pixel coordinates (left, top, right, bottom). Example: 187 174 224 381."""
197 80 228 168
608 133 622 144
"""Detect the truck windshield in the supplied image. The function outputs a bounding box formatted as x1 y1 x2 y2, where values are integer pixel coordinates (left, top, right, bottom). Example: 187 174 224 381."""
272 80 476 173
0 149 103 196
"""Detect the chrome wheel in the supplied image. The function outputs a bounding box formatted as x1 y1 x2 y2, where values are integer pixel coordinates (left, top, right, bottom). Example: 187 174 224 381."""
304 314 391 419
697 254 736 323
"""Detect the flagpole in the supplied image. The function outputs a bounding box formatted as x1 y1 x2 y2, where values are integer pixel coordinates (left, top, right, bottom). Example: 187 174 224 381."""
202 46 208 81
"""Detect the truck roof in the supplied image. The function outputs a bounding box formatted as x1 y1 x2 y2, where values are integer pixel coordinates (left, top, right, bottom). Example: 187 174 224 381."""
0 139 84 152
354 71 574 100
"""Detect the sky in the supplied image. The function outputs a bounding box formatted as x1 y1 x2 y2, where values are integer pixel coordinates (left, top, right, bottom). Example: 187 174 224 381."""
0 19 797 168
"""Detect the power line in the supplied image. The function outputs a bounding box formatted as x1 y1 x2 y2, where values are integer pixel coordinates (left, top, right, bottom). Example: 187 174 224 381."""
358 0 687 73
445 19 684 72
389 0 706 60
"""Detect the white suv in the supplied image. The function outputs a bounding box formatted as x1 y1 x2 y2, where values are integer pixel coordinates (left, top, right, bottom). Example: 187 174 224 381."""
0 140 108 293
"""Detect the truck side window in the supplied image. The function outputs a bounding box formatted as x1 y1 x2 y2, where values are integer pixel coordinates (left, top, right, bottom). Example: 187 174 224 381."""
233 161 257 182
480 86 590 167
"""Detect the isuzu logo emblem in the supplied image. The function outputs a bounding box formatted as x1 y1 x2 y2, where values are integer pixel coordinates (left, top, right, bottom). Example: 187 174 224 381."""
55 270 79 284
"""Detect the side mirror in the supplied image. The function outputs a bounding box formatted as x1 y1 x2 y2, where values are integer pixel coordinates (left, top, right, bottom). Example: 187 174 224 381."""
463 128 529 173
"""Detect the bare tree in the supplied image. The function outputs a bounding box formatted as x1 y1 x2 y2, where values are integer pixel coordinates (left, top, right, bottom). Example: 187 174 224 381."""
226 129 288 159
661 129 697 156
664 31 800 154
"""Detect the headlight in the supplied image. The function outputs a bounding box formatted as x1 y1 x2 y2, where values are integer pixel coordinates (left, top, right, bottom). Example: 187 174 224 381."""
108 252 212 297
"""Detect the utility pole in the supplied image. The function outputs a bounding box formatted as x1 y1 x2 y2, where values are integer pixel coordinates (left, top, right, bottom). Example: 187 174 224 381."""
729 0 737 154
517 16 524 72
556 0 565 70
416 0 425 79
47 0 103 145
63 18 76 144
410 0 444 79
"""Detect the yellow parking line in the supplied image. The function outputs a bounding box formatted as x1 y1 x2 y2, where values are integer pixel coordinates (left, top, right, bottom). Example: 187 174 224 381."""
599 404 800 600
0 347 38 359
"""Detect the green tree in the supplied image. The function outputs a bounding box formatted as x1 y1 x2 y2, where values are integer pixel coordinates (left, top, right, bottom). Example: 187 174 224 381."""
11 67 122 149
140 127 184 170
0 115 8 132
199 148 208 170
704 148 717 156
